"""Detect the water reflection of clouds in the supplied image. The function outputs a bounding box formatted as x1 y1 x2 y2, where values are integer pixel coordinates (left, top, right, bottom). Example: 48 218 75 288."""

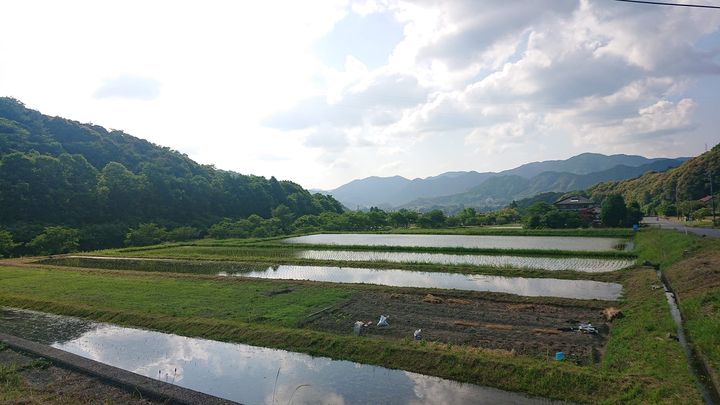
5 307 555 405
53 325 417 404
235 265 622 300
403 371 561 405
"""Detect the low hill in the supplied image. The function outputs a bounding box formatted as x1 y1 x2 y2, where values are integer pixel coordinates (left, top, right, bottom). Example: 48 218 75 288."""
0 98 343 245
589 143 720 213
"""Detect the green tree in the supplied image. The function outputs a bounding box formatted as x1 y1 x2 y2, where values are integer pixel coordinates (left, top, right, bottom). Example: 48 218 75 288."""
167 226 200 241
659 202 677 217
456 207 478 226
523 202 556 229
601 195 628 227
28 226 80 255
291 215 321 233
626 202 643 226
271 204 294 233
418 210 446 228
125 223 167 246
693 207 711 220
367 207 387 230
0 229 16 257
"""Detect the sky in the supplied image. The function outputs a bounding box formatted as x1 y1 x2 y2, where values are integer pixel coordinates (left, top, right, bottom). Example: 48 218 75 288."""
1 0 720 190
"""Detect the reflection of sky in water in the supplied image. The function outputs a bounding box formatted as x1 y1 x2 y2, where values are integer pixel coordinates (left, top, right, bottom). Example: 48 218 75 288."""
298 250 634 272
232 265 622 300
0 308 562 405
284 234 628 252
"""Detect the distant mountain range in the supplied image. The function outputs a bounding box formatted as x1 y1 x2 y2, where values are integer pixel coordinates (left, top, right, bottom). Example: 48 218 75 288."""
317 153 689 212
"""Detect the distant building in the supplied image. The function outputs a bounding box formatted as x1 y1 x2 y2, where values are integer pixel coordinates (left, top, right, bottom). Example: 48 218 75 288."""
554 196 596 211
699 195 714 205
555 195 600 225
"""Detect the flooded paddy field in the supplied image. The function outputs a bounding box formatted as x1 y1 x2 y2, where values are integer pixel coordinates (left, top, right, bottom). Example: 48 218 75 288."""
304 290 608 364
283 233 632 252
221 264 623 300
297 250 635 272
0 307 562 405
45 257 622 300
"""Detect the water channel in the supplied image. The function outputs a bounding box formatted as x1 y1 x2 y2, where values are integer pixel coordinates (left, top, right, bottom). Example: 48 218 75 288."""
0 307 564 405
283 234 631 252
656 272 719 405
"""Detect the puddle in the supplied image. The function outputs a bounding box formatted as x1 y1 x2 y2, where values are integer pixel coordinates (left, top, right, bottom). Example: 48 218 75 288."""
0 307 563 405
222 265 622 300
283 234 631 252
297 250 634 272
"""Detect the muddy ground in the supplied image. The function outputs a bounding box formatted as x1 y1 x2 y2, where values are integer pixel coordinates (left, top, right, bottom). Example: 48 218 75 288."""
304 291 610 364
0 347 156 405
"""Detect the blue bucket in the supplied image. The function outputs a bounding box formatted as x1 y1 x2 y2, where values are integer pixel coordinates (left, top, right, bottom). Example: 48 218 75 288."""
555 352 565 361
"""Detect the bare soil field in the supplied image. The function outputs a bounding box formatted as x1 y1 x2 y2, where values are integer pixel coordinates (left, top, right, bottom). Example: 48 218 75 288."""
304 290 609 364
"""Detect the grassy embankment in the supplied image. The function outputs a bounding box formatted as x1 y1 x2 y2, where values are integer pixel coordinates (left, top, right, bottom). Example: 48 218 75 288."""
636 228 720 394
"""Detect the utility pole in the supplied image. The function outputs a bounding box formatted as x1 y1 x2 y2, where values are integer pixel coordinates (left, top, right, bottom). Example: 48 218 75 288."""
705 144 717 227
710 168 717 226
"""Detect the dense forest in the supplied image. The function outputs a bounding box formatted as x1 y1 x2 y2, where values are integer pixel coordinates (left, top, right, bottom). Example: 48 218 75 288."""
0 98 343 253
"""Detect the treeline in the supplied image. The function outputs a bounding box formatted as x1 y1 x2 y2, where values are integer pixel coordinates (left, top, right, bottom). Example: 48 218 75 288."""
520 195 642 229
205 206 522 239
0 207 525 255
0 98 342 255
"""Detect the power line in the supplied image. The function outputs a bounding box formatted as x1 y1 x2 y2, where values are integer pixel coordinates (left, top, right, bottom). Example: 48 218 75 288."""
615 0 720 9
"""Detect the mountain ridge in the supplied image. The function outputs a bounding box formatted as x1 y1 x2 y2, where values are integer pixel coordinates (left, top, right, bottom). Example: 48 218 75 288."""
320 154 689 210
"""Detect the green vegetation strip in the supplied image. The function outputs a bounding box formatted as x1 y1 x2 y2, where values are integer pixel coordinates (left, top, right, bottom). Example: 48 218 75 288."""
95 242 637 260
0 264 703 403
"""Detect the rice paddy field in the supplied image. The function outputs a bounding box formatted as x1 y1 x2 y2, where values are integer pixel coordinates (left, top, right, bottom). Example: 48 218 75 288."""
1 228 715 404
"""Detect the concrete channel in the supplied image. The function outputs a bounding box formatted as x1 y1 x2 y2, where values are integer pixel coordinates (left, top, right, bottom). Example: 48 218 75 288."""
0 331 238 405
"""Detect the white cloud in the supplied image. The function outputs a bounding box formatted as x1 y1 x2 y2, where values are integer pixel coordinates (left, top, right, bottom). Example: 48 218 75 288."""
94 75 161 101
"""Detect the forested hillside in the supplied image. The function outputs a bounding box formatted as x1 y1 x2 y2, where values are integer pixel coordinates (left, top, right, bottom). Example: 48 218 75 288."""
589 143 720 215
0 98 343 251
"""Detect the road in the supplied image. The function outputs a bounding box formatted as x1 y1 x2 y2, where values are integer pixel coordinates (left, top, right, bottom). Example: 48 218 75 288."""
642 216 720 238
